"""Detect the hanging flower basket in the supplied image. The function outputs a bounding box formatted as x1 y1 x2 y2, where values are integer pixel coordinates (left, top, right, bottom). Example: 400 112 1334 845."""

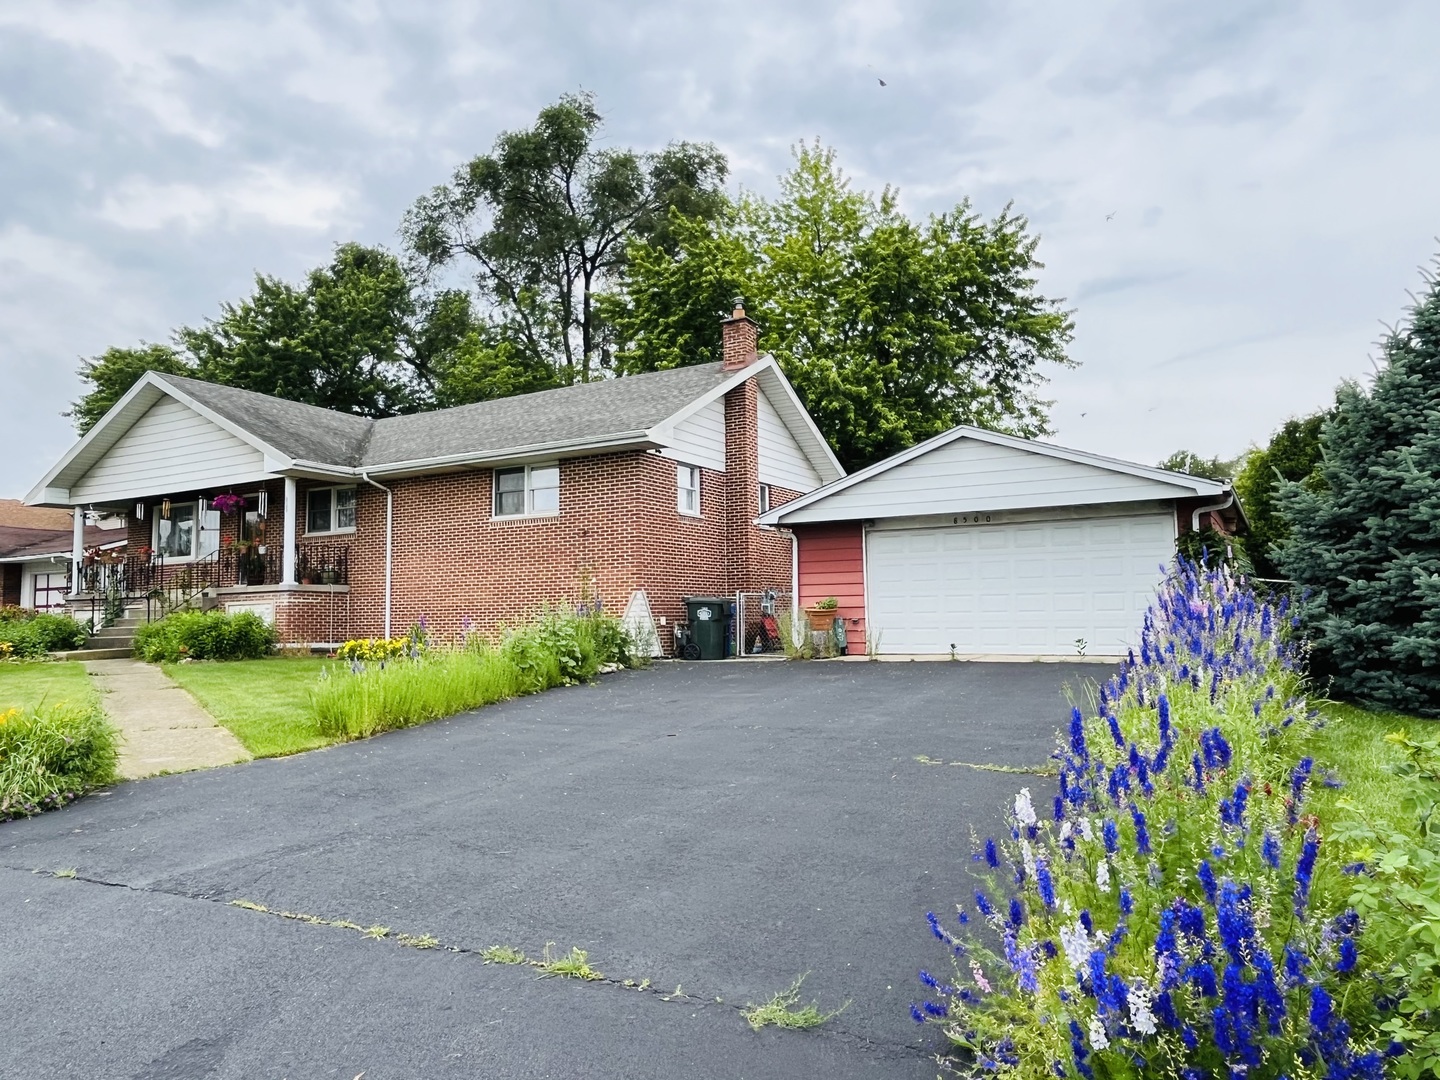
212 493 245 514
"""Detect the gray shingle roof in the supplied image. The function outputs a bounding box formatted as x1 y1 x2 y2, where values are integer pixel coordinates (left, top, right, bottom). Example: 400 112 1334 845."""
155 363 731 470
157 374 375 465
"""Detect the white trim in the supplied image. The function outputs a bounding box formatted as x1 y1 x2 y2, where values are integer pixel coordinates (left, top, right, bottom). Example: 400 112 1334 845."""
676 463 702 517
25 371 295 505
304 485 358 537
757 425 1229 526
491 462 561 520
647 356 844 486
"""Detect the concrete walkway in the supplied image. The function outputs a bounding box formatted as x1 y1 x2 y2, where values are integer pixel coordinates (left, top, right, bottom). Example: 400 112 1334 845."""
83 659 252 779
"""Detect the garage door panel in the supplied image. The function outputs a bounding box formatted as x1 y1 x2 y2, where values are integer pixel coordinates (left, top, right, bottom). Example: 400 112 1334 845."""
866 512 1174 655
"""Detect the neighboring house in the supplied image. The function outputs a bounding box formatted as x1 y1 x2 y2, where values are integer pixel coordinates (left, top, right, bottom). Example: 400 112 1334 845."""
25 306 843 652
757 426 1244 658
0 500 122 612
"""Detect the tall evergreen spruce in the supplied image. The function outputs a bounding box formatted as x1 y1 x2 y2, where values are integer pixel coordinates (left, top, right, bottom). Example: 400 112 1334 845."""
1277 268 1440 716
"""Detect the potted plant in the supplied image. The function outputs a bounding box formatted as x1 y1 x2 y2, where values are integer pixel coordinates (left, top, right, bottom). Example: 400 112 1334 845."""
212 492 245 515
806 595 840 630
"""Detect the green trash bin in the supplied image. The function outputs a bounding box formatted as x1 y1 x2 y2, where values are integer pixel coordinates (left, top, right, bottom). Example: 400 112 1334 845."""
684 597 730 660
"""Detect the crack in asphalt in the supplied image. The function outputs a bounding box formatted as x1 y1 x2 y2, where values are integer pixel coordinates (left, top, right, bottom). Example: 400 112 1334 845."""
7 862 937 1062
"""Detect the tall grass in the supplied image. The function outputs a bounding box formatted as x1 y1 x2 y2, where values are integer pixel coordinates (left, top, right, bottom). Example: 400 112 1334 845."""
0 701 119 819
308 610 636 742
310 647 527 740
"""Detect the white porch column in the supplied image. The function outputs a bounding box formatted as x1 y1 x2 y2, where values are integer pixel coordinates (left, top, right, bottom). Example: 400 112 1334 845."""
281 477 298 586
71 507 85 592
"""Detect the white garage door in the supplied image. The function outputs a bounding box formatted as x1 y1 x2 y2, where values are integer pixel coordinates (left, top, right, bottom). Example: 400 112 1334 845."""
865 512 1175 656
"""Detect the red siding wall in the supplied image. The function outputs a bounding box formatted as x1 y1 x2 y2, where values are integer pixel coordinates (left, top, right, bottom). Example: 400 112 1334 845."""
794 523 866 648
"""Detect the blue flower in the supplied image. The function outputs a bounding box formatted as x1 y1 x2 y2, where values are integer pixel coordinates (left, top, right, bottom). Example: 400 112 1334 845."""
1130 804 1152 855
1308 984 1333 1032
1037 861 1057 909
1069 706 1089 764
975 892 996 919
1119 888 1134 916
1216 880 1255 963
1103 818 1119 855
1261 831 1282 870
1283 943 1310 987
1191 752 1207 793
1198 860 1218 904
910 1003 926 1023
924 1000 949 1018
1009 897 1025 928
984 837 999 868
1293 827 1320 915
1335 937 1357 973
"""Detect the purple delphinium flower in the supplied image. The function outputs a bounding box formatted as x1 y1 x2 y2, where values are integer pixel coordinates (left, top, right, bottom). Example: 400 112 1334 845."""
1037 860 1057 909
1191 753 1207 793
1103 818 1119 855
1262 831 1282 870
1130 803 1152 856
1336 937 1358 973
984 837 999 868
1283 943 1310 987
1294 827 1320 915
1119 888 1134 916
910 1003 926 1023
1069 706 1089 765
975 892 996 919
1216 880 1256 963
1198 860 1218 905
1308 984 1333 1032
1009 897 1025 928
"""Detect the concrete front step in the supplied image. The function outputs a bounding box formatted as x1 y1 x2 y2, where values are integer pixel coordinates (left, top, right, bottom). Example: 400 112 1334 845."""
53 647 134 661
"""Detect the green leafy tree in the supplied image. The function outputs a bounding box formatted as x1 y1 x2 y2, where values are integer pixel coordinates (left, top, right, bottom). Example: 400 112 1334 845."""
403 91 728 386
71 245 475 430
1233 411 1330 576
604 143 1075 470
1277 269 1440 716
432 329 562 407
68 343 194 433
1157 450 1239 481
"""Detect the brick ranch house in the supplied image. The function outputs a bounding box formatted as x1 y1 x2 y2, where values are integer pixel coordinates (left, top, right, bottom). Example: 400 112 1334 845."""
25 307 843 653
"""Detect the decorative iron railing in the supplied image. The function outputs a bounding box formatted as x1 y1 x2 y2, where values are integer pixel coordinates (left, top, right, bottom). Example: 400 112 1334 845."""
68 543 349 598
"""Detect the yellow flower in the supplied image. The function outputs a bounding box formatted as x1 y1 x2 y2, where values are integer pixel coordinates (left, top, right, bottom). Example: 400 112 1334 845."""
0 708 19 726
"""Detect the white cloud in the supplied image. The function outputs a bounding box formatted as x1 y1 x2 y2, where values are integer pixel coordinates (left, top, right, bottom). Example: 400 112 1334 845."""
98 166 357 233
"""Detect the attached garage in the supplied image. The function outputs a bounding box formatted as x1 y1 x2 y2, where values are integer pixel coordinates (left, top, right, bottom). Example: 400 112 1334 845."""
757 426 1242 658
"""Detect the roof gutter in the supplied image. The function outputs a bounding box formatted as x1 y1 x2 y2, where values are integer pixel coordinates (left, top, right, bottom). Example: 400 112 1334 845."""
359 473 393 638
286 431 656 481
1191 492 1236 533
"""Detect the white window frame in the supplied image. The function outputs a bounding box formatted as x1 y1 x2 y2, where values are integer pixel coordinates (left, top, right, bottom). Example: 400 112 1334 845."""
306 486 357 536
152 500 200 562
677 464 701 517
758 482 771 514
492 463 561 520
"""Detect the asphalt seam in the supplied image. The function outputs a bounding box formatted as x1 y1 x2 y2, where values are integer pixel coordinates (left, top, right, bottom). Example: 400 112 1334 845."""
8 863 936 1061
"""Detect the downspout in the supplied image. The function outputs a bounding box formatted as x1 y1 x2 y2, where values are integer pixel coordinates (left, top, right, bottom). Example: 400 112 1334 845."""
360 473 392 638
1191 492 1235 533
782 526 801 648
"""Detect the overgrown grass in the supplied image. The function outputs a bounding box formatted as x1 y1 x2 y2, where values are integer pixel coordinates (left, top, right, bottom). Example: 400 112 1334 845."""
536 943 604 981
741 974 848 1031
0 661 98 713
309 647 527 740
0 699 119 819
162 657 331 758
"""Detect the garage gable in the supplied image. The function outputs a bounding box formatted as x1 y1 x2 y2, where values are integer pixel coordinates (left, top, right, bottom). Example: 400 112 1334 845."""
764 428 1226 525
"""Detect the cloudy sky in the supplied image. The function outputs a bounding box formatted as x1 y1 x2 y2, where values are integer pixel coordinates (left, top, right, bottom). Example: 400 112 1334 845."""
3 0 1438 498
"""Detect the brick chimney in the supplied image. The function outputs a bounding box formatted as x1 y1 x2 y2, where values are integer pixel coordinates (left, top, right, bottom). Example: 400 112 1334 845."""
720 298 759 371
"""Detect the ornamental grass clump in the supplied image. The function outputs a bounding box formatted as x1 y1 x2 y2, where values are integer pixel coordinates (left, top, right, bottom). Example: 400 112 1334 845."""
0 701 119 820
915 559 1401 1080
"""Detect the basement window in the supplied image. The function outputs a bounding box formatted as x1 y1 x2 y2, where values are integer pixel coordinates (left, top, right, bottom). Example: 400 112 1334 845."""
493 464 560 518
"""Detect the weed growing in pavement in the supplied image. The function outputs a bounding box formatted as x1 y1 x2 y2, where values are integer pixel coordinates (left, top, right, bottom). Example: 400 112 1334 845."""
397 933 439 949
53 867 76 878
741 974 848 1031
481 945 529 965
536 942 604 980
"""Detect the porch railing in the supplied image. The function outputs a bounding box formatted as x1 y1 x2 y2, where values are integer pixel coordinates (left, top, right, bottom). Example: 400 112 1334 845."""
68 542 350 626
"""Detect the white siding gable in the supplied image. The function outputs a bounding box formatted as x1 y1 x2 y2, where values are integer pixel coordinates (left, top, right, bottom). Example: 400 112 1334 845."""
780 435 1195 523
658 397 726 472
757 389 822 492
70 397 270 503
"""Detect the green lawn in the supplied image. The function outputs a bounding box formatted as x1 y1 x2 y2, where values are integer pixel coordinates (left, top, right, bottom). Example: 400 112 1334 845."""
162 657 333 758
0 661 98 713
1309 698 1431 834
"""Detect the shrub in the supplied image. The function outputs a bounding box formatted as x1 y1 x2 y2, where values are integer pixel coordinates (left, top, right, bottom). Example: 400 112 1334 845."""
914 560 1401 1079
0 701 119 819
309 609 634 741
0 612 88 658
134 610 276 662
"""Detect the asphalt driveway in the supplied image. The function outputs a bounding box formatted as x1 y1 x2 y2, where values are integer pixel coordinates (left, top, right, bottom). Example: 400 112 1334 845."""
0 659 1097 1080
